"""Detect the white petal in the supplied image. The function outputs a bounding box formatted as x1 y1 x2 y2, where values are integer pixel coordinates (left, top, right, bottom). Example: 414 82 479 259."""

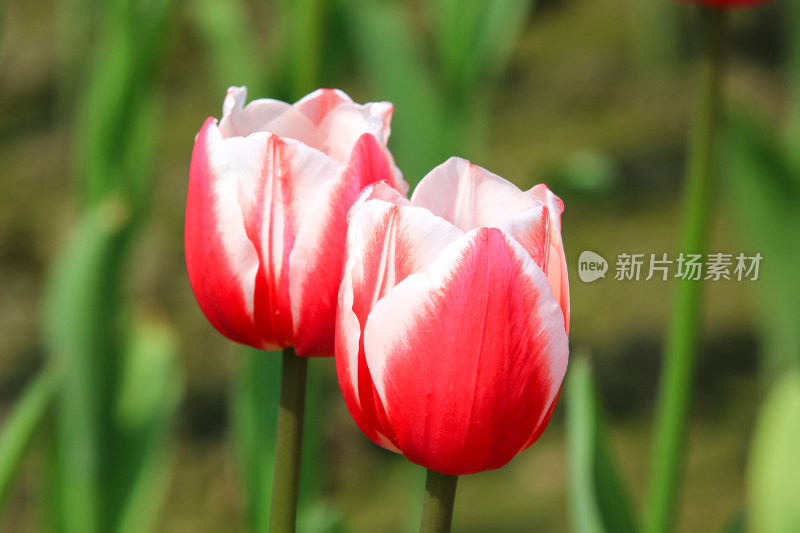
411 157 540 231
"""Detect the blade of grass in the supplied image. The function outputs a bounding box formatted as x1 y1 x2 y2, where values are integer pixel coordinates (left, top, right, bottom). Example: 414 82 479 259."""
645 8 727 533
0 366 61 514
75 0 177 207
113 316 182 533
567 357 639 533
42 198 132 533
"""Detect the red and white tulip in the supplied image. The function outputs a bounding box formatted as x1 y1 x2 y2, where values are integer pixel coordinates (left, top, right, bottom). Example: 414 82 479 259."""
335 158 570 475
186 87 406 356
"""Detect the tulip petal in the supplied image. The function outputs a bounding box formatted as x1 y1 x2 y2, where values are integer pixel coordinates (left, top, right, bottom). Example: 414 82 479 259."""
500 204 550 272
357 181 411 209
318 103 393 164
529 184 570 332
185 117 264 348
289 134 395 356
336 195 463 449
363 101 394 146
237 133 342 349
294 88 354 125
218 86 324 153
410 157 540 231
524 388 561 449
362 228 568 474
336 261 400 452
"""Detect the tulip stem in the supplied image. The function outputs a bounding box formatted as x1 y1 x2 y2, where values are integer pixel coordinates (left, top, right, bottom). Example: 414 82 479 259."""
419 469 459 533
270 348 308 533
645 7 727 533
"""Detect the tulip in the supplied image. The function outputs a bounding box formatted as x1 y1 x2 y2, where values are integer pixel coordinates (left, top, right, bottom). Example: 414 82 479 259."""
185 86 406 357
335 157 569 476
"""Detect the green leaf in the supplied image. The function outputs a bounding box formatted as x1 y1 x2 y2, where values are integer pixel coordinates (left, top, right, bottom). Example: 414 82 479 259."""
75 0 177 207
0 367 60 514
725 113 800 377
343 0 447 187
189 0 265 94
42 198 132 533
747 370 800 533
566 357 640 533
430 0 533 96
113 315 182 533
232 349 281 533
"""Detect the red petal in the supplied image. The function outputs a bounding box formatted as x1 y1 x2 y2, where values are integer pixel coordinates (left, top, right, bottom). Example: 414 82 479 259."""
290 134 396 356
185 118 263 348
362 228 568 475
241 133 342 350
336 194 462 448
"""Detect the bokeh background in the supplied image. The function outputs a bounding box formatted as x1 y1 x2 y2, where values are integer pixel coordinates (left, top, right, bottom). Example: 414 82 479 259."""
1 0 798 532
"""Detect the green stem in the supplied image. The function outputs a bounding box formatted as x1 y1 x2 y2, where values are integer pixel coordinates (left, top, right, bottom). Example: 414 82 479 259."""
419 469 459 533
645 7 727 533
269 348 308 533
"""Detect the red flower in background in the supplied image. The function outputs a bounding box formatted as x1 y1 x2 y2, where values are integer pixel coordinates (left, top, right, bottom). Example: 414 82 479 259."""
335 158 569 475
186 87 406 356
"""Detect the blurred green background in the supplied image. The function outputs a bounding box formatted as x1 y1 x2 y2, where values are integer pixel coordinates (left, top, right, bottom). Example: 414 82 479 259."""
0 0 797 532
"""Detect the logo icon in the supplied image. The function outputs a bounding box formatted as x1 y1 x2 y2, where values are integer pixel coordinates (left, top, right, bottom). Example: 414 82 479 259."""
578 251 608 283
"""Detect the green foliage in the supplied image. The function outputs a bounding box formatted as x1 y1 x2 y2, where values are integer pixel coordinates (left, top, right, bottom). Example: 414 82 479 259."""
189 0 265 94
546 149 619 197
430 0 532 101
41 199 181 533
747 370 800 533
278 0 328 99
75 0 177 207
232 350 281 533
726 114 800 378
343 0 535 186
0 367 60 514
344 0 447 184
30 0 184 531
42 200 131 533
113 317 182 533
566 357 639 533
298 362 345 533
